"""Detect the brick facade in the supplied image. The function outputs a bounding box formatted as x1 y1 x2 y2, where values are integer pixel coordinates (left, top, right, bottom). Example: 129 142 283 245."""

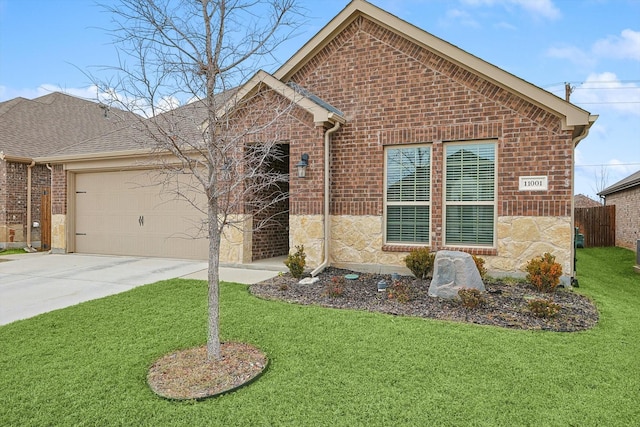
0 161 50 249
280 16 573 257
605 187 640 251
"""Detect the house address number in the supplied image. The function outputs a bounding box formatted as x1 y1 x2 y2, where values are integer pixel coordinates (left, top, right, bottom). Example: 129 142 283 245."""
519 176 548 191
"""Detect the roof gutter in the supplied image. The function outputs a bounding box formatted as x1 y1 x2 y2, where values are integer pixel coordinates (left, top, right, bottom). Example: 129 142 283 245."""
311 117 342 277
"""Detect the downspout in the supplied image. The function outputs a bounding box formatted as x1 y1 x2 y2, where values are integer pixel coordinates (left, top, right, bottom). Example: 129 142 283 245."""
46 164 53 252
570 117 597 286
26 160 36 251
311 119 342 277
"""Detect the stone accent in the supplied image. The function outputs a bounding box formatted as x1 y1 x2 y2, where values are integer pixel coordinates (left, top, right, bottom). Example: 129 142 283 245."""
289 214 572 279
51 214 66 254
494 216 572 277
289 215 325 268
331 215 407 273
219 215 252 265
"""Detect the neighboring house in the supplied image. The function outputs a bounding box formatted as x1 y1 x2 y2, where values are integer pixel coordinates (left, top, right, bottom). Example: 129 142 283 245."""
0 92 136 250
598 169 640 252
36 0 596 282
574 194 602 209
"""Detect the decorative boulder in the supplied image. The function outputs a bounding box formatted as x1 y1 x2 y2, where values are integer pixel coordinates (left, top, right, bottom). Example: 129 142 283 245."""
428 250 485 299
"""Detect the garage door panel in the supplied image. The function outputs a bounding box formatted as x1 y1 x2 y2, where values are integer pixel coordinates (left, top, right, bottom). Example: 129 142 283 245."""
75 170 208 260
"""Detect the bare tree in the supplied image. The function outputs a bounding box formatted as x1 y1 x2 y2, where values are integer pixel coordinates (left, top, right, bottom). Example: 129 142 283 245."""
592 164 610 202
95 0 301 360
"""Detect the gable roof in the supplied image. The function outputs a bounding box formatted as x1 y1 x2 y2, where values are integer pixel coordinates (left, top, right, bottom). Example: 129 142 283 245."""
219 70 346 126
0 92 138 160
598 169 640 197
275 0 596 132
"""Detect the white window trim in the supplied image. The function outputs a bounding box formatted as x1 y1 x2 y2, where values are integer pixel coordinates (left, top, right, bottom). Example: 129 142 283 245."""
442 140 498 248
383 143 432 246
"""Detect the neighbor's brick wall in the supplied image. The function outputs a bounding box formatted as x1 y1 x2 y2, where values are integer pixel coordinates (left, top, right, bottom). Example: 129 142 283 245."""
288 15 574 255
606 187 640 251
0 161 50 247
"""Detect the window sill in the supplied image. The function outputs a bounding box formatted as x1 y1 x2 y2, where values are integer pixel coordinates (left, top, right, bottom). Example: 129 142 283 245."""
440 246 497 256
382 245 428 252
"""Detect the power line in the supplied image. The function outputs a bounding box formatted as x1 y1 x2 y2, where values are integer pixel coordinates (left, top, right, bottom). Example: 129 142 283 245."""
576 163 640 167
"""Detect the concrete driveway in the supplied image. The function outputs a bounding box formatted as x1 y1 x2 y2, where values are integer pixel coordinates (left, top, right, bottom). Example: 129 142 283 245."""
0 252 278 326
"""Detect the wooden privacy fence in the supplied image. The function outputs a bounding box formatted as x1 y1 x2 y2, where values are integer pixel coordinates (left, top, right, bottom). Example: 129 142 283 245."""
575 205 615 248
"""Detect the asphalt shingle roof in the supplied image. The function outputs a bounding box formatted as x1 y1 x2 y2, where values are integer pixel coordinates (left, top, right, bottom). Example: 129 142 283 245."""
0 92 138 158
598 169 640 196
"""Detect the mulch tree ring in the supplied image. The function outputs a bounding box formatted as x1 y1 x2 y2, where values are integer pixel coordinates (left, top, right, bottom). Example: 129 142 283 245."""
147 342 268 401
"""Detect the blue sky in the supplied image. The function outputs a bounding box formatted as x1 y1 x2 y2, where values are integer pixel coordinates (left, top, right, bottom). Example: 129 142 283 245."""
1 0 638 199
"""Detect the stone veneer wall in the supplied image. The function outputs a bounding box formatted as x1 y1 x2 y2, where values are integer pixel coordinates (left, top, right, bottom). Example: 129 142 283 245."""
51 214 66 254
292 214 573 279
289 215 325 268
219 215 253 265
495 216 572 277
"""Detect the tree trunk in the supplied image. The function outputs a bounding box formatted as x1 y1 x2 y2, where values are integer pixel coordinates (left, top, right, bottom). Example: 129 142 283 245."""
207 202 222 361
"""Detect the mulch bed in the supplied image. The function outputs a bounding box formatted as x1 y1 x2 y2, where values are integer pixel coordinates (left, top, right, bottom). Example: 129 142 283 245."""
147 342 268 401
249 267 599 332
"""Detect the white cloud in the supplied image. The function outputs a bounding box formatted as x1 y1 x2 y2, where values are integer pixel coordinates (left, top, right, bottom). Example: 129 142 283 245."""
546 45 596 68
514 0 561 20
461 0 561 20
593 29 640 61
440 8 481 28
572 72 640 117
546 29 640 68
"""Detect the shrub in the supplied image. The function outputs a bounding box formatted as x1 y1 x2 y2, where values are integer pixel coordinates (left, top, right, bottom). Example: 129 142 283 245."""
284 245 306 279
526 252 563 293
472 255 487 279
458 288 485 309
324 276 345 298
387 280 411 303
528 298 561 318
404 247 435 280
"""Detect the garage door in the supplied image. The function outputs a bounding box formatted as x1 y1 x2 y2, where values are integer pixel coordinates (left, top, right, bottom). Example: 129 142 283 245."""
74 170 208 260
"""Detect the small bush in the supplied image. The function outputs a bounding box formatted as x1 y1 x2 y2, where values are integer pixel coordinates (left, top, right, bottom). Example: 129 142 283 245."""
387 280 411 303
528 298 561 318
324 276 345 298
404 247 435 280
458 288 485 309
472 255 487 279
284 245 306 279
526 252 563 293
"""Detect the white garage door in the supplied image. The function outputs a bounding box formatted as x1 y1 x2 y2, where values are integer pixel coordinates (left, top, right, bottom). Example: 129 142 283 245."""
74 170 208 260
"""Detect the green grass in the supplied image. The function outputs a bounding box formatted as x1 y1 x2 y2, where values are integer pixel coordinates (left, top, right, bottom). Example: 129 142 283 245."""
0 248 29 256
1 247 639 426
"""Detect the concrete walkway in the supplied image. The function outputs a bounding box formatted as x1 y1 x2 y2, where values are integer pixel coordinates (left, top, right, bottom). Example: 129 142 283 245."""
0 252 280 326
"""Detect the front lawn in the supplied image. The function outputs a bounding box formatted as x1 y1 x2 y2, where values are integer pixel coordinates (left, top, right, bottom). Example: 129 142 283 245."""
1 247 639 425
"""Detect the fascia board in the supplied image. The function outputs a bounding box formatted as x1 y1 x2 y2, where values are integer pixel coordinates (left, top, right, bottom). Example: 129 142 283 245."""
34 149 153 165
217 70 339 124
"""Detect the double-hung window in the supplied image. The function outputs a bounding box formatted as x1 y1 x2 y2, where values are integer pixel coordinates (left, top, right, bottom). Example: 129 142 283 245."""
385 145 431 244
444 142 496 246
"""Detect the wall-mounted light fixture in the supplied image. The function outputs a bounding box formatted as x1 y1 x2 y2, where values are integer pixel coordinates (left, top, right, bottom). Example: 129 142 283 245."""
296 153 309 178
